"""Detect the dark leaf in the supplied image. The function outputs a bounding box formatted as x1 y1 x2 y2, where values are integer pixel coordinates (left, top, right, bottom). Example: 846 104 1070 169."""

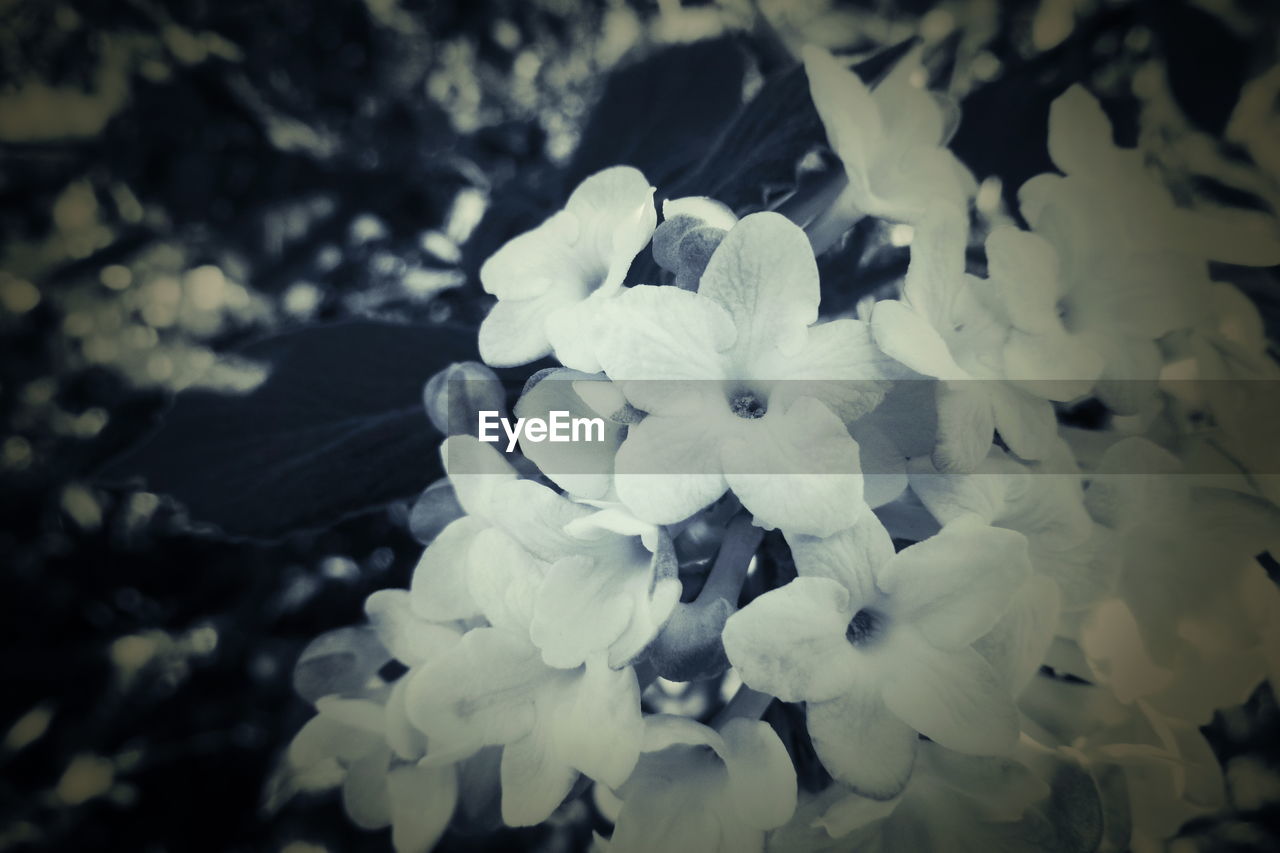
99 320 476 540
566 36 748 192
1151 0 1250 136
669 37 920 212
621 38 921 286
951 6 1135 208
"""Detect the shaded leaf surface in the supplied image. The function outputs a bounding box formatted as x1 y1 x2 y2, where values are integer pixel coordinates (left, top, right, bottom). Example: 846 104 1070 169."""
567 35 748 192
101 321 475 539
1151 0 1250 136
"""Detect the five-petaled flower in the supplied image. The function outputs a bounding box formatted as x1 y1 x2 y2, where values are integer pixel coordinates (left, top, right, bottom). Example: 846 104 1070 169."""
593 211 900 536
478 166 656 371
723 513 1032 798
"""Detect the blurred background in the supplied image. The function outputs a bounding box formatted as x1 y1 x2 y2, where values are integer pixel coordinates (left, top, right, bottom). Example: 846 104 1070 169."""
2 0 1280 850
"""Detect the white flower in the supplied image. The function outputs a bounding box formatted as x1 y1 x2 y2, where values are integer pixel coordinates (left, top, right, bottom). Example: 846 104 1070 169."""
909 447 1116 613
1078 438 1280 703
1026 84 1280 268
593 212 899 536
802 45 974 241
1074 701 1226 850
1180 281 1277 387
870 225 1058 472
405 626 643 826
478 166 656 371
1015 87 1228 414
998 208 1203 415
411 436 680 670
283 591 464 853
512 368 629 500
722 513 1031 798
979 226 1105 401
830 745 1051 847
286 693 461 853
604 715 796 853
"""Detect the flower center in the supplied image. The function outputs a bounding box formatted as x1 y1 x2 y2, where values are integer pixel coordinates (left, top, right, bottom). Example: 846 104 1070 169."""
729 390 767 419
845 608 885 647
1055 297 1074 330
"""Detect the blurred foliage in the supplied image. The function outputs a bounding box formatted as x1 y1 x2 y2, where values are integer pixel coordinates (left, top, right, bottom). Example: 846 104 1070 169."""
2 0 1280 851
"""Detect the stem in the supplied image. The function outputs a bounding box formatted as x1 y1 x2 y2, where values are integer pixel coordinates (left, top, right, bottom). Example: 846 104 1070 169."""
696 514 763 606
804 188 864 256
774 169 849 231
634 660 660 693
711 685 775 729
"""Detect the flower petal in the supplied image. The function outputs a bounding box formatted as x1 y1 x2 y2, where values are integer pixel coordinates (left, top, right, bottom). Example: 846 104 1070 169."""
786 511 894 605
607 569 682 671
289 714 381 770
440 435 518 519
343 746 392 829
387 763 458 853
807 684 919 800
545 296 610 374
593 284 734 413
479 211 578 301
985 227 1062 333
404 627 543 763
480 295 566 367
718 718 797 831
640 714 725 753
1002 329 1103 401
871 299 965 381
721 396 865 537
932 380 995 473
1047 85 1121 180
698 212 820 364
499 731 578 826
530 554 639 669
488 479 595 562
880 631 1020 755
972 574 1061 696
817 789 902 838
878 519 1030 648
764 319 900 423
987 382 1058 462
1084 436 1187 530
385 677 427 761
562 165 657 294
611 763 726 853
907 454 1004 527
614 412 729 525
366 589 463 666
409 515 487 623
514 369 623 499
467 527 547 634
549 658 643 788
722 577 861 703
803 46 884 199
850 420 908 508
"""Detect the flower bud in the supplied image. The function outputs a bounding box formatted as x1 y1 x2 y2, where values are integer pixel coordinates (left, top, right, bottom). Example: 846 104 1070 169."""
423 361 508 436
292 626 390 704
652 197 737 290
408 477 464 544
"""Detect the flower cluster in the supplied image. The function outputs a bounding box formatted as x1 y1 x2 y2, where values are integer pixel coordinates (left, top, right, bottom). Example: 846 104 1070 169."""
279 46 1280 852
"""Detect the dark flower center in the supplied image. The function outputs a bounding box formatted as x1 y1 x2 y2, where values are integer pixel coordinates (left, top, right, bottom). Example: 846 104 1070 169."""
1056 297 1074 330
729 391 767 419
845 608 884 647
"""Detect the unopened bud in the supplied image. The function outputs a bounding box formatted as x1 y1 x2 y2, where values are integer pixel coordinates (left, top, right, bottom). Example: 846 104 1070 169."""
423 361 508 436
408 477 464 544
652 197 737 290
